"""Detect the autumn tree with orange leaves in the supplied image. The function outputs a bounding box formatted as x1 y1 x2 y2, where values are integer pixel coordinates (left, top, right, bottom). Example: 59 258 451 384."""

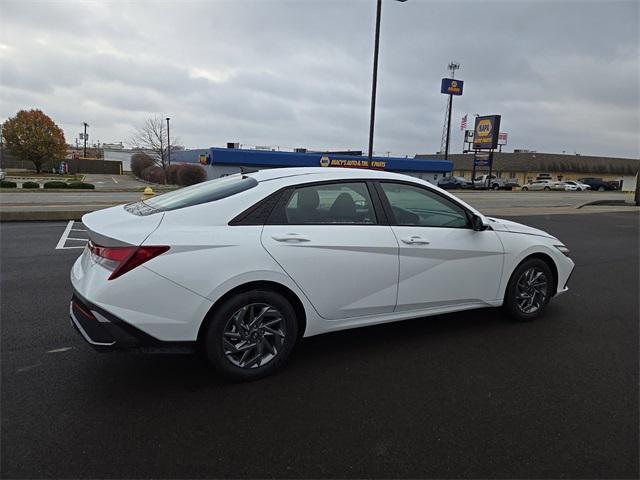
2 109 67 173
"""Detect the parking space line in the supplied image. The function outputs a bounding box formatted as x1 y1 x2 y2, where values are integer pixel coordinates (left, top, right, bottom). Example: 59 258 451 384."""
55 221 74 250
66 238 89 242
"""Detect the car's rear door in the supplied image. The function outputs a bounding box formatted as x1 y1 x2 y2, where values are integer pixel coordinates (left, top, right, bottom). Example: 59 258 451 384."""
375 181 504 312
261 181 399 320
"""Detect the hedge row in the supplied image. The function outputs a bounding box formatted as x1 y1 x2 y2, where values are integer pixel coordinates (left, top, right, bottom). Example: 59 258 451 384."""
133 158 207 186
1 180 17 188
42 181 95 189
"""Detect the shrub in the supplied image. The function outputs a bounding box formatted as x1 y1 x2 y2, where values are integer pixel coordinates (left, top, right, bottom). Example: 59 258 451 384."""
131 152 155 178
67 182 95 189
176 164 207 186
43 181 68 189
1 180 17 188
141 165 166 184
21 181 40 189
166 164 180 185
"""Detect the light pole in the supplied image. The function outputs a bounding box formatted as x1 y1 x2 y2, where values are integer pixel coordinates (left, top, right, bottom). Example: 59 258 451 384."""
443 61 460 161
367 0 407 164
83 122 89 158
166 117 171 166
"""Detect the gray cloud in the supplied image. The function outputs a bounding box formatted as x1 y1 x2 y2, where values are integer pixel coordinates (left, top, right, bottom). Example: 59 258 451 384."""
0 0 638 158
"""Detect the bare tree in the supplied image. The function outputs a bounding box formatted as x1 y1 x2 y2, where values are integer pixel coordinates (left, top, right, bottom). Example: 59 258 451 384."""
129 116 182 172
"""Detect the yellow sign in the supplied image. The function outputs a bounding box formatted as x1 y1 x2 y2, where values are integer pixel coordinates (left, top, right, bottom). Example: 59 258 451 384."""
320 155 330 167
476 119 492 138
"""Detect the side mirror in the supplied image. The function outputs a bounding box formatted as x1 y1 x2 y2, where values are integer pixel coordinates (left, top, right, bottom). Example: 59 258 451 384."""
471 214 486 231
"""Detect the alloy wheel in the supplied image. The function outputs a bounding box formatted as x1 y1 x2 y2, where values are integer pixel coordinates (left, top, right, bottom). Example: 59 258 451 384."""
515 267 549 314
222 303 286 369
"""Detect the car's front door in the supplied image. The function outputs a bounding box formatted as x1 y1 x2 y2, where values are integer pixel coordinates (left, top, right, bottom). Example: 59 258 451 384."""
376 181 505 312
261 181 399 320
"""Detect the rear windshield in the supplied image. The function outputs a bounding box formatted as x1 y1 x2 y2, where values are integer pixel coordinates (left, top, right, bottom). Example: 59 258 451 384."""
139 175 258 212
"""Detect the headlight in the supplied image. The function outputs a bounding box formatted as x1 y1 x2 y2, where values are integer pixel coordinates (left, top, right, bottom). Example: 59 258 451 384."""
554 245 570 257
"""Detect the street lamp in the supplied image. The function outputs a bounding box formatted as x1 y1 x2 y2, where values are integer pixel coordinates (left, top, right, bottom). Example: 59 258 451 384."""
82 122 89 158
166 117 171 166
367 0 407 164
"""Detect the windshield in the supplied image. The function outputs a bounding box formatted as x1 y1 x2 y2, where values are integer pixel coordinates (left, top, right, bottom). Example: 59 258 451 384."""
141 174 258 212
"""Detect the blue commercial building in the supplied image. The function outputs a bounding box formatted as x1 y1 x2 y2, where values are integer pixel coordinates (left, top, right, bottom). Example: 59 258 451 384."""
172 147 453 184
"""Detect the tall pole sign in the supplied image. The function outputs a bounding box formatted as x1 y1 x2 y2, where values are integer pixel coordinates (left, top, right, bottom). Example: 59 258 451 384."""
440 62 463 161
472 114 501 189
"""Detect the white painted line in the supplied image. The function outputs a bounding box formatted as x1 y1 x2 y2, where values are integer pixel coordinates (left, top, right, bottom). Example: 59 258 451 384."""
60 246 86 250
70 228 87 232
16 363 41 373
111 176 119 184
55 220 74 250
47 347 73 353
66 238 89 242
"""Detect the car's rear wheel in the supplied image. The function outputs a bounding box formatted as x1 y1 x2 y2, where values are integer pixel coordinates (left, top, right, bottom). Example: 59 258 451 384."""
204 290 298 381
492 183 500 190
522 186 528 191
544 186 551 190
504 258 553 321
598 186 605 192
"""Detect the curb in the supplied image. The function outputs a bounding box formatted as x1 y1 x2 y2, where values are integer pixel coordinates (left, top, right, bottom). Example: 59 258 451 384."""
576 199 633 209
0 209 102 222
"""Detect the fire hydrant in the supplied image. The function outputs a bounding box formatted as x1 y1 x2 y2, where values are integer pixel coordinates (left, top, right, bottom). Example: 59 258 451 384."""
142 186 154 200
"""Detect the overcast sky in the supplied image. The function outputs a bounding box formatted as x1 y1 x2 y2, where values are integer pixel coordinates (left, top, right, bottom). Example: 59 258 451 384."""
1 0 638 158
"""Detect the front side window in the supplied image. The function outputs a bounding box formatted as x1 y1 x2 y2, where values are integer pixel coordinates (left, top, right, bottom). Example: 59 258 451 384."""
380 182 469 228
283 182 376 225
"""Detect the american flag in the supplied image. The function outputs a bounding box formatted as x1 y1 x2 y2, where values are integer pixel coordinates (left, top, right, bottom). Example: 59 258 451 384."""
460 114 467 131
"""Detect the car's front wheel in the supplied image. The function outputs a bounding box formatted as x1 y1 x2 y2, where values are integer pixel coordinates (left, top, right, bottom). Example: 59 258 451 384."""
598 186 605 192
522 186 528 191
504 258 553 321
204 290 298 381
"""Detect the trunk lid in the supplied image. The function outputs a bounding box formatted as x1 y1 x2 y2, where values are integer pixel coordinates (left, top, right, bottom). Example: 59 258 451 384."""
81 204 164 246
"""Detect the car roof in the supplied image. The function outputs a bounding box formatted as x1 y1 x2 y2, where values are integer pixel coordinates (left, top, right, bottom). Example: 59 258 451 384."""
247 167 420 183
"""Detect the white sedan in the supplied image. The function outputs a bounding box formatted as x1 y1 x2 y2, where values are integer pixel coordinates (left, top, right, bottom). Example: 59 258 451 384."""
561 180 591 191
70 167 574 380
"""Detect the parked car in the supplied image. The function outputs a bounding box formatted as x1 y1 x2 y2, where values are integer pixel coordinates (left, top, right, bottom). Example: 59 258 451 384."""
522 179 559 191
577 177 617 192
503 178 521 189
0 170 5 181
472 174 506 190
437 176 470 190
559 180 591 191
70 167 574 380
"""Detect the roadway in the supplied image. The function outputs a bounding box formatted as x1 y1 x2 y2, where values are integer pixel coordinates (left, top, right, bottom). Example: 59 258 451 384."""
1 212 638 478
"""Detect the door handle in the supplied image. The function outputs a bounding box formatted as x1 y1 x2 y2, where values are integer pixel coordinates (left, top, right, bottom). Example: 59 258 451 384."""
271 233 310 242
400 235 430 245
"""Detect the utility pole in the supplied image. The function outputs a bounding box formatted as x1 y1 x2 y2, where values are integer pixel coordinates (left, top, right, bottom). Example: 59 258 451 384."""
83 122 89 158
166 117 171 167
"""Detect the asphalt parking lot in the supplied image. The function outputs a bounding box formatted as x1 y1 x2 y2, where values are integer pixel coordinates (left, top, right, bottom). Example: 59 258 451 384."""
1 212 638 478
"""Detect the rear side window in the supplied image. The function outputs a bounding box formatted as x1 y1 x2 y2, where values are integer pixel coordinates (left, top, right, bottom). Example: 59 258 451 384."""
274 182 377 225
137 175 258 212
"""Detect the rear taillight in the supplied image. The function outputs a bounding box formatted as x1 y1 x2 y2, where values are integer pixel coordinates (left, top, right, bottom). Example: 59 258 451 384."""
88 241 169 280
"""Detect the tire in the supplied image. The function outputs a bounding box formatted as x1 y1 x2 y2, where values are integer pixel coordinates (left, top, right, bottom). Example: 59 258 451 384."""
544 186 551 191
492 184 500 190
522 186 528 191
504 258 554 321
204 290 299 381
598 186 605 192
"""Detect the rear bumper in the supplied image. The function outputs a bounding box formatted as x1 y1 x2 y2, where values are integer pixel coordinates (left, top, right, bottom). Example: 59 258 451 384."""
69 291 195 353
